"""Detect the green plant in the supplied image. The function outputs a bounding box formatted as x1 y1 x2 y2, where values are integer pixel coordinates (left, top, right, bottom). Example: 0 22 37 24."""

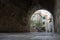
35 21 43 27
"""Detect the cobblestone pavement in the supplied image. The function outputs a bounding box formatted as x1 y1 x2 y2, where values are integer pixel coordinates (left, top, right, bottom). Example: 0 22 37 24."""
0 32 60 40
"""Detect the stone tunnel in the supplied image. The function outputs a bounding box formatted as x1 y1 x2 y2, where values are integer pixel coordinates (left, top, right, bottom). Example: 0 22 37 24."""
0 0 59 33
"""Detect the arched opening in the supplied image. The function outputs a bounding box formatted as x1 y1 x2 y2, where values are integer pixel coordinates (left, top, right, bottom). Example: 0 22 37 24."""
30 9 54 32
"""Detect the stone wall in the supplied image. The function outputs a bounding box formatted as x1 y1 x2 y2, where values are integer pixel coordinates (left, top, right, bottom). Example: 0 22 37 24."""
55 0 60 33
54 0 60 33
0 0 31 32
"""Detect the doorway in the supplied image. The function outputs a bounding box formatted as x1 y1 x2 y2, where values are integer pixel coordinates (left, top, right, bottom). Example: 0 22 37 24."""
30 9 54 32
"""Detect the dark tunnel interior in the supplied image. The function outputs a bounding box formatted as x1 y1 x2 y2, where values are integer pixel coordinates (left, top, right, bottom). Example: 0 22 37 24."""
38 0 55 13
9 0 55 13
0 0 55 32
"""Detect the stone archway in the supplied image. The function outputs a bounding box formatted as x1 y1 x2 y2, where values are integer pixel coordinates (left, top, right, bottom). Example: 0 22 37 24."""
0 0 57 33
29 9 54 32
27 0 56 32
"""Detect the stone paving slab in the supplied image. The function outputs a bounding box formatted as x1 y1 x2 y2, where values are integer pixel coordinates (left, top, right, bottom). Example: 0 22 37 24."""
0 32 60 40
